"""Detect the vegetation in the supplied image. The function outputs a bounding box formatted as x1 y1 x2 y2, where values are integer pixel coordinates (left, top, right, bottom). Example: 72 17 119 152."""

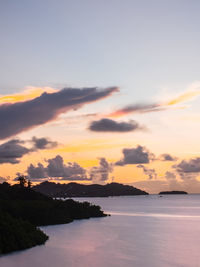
0 179 106 255
33 181 149 197
159 190 188 195
0 211 48 254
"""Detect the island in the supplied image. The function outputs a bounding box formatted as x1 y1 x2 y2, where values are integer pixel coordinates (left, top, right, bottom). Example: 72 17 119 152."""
159 190 188 195
33 181 149 197
0 181 106 255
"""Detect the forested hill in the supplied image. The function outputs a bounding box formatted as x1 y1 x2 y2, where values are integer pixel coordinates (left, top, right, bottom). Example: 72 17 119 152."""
0 182 106 254
33 182 149 197
159 190 188 195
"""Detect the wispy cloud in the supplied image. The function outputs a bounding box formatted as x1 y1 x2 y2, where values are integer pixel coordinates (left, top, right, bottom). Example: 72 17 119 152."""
106 83 200 118
107 103 162 118
137 164 157 180
165 88 200 106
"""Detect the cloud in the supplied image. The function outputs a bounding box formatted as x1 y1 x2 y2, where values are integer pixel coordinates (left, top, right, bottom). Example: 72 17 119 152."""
163 160 200 193
90 158 113 182
159 153 177 161
27 163 48 181
46 155 89 180
106 83 200 118
137 164 157 180
0 136 58 165
0 86 118 139
0 139 30 164
173 158 200 173
89 118 143 132
27 156 113 182
27 155 90 181
107 103 162 118
116 145 155 166
0 87 56 104
166 89 200 106
172 157 200 184
31 136 58 150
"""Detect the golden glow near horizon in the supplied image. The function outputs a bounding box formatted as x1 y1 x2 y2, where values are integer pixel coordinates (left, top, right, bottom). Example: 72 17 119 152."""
1 83 200 193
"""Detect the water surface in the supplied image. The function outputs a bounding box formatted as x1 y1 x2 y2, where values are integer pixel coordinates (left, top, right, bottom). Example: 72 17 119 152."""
1 195 200 267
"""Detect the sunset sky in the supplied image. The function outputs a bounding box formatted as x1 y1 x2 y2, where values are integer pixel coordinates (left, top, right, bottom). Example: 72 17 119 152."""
1 0 200 193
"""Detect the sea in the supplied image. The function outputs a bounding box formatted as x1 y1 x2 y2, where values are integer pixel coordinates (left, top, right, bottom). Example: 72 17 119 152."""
1 194 200 267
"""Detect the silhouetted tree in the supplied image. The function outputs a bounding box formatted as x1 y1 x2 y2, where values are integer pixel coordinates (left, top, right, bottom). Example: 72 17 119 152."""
27 180 32 189
17 175 27 188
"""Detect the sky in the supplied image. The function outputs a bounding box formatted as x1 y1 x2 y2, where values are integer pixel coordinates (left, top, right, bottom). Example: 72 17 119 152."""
1 0 200 193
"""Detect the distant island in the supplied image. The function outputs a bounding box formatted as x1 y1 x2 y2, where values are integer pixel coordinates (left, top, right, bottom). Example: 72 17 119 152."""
33 182 149 197
159 191 188 195
0 180 106 255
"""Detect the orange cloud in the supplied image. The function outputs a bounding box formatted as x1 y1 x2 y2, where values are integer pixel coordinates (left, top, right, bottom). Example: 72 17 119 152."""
107 110 129 118
0 87 56 104
166 90 200 106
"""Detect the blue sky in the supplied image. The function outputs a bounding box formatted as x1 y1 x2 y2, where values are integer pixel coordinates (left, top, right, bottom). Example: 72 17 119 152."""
1 0 200 98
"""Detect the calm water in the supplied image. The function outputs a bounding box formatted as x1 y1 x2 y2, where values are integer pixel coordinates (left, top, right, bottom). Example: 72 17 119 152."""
1 195 200 267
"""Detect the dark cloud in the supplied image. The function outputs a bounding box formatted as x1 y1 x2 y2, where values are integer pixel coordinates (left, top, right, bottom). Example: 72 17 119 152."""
31 136 58 150
27 163 48 181
116 145 155 166
90 158 113 182
46 155 89 180
0 139 30 164
0 136 58 165
27 156 113 182
159 153 177 161
0 87 118 139
172 158 200 184
89 118 143 132
173 158 200 173
27 155 90 181
137 164 157 180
